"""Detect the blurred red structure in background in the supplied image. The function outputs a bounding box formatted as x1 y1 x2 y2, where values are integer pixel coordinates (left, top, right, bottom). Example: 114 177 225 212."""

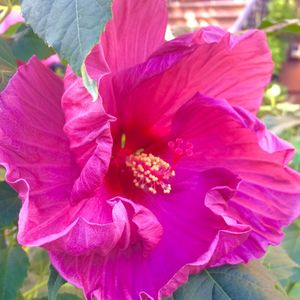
280 40 300 103
168 0 247 34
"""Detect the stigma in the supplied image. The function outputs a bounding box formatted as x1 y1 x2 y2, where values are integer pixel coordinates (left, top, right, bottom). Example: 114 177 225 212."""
125 152 175 194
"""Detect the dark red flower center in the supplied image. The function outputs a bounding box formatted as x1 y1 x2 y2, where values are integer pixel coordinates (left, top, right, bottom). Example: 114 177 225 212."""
110 134 194 196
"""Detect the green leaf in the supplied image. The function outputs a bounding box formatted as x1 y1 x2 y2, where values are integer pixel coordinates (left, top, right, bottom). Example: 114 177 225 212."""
288 281 300 299
0 246 29 300
81 64 98 101
0 181 21 228
259 19 276 29
167 262 287 300
11 24 54 61
0 231 5 249
21 0 112 73
259 19 300 35
0 38 16 90
2 22 23 38
262 246 300 286
48 265 66 300
282 220 300 265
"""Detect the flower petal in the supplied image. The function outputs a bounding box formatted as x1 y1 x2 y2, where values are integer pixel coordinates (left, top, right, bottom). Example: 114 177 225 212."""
0 57 78 245
48 169 249 300
41 54 60 67
86 0 168 79
42 196 162 257
144 168 250 299
62 70 115 204
113 27 272 137
170 93 300 263
48 197 163 299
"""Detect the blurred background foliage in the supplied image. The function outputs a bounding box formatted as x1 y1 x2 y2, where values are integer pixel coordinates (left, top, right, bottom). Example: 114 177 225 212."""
263 0 299 74
2 0 300 299
260 0 300 173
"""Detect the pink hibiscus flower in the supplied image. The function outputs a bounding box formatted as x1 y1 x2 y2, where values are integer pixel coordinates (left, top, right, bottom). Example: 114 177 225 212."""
1 0 300 299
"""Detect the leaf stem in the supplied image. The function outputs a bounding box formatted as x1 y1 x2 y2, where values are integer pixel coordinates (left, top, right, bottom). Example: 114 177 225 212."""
263 19 300 33
22 279 48 299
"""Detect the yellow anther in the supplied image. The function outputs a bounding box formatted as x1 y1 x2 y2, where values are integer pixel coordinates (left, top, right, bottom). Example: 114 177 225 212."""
126 152 175 194
121 133 126 149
